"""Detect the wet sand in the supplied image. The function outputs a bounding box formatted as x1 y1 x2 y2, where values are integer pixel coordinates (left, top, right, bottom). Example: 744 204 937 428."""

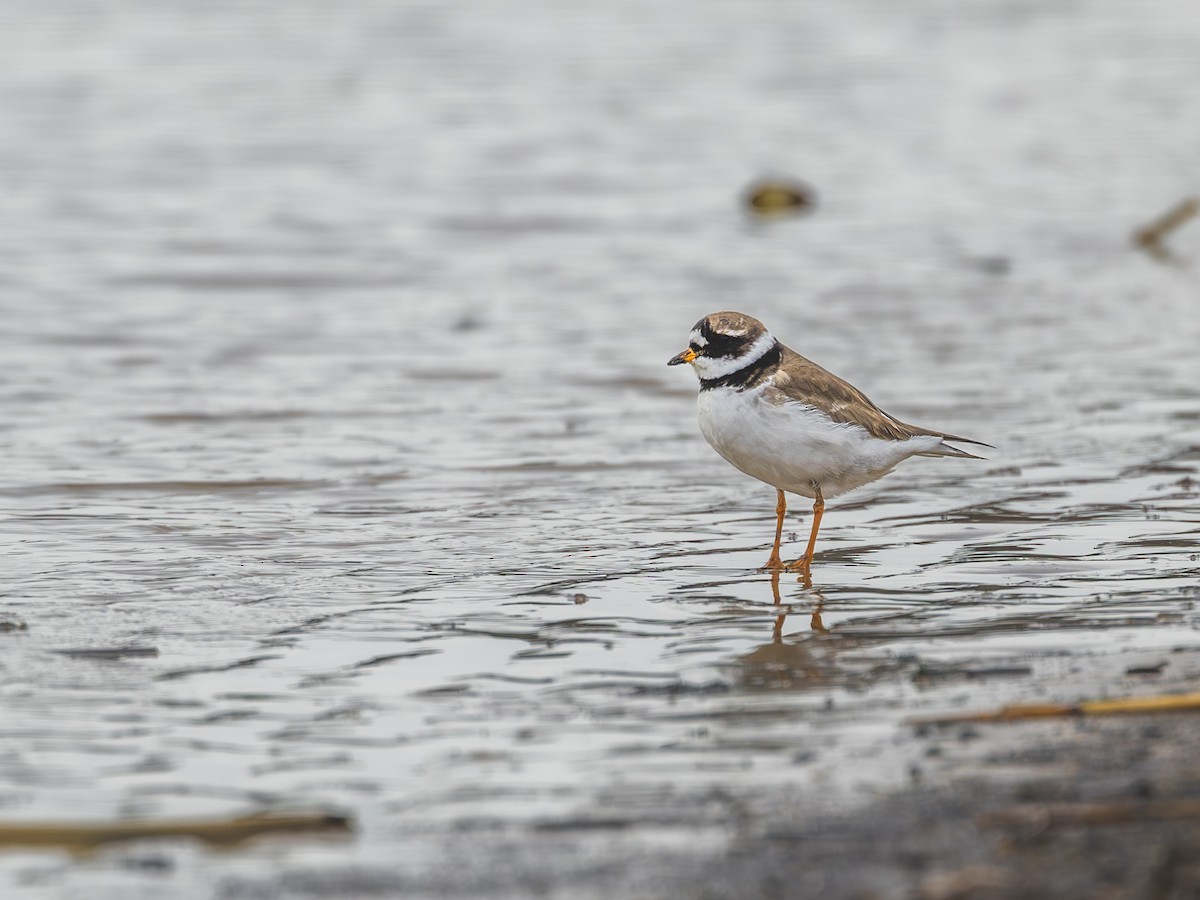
210 708 1200 899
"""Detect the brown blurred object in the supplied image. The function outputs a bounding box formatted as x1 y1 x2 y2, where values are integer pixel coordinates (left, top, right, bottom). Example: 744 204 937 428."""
911 690 1200 726
1133 195 1199 259
979 800 1200 831
0 810 352 852
745 178 817 218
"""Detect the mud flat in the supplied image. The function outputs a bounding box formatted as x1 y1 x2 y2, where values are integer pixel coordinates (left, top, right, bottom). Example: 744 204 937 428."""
209 711 1200 900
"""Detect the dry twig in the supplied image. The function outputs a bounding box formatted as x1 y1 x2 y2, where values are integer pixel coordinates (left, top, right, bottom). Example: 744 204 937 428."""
911 690 1200 726
0 810 351 851
1133 196 1199 257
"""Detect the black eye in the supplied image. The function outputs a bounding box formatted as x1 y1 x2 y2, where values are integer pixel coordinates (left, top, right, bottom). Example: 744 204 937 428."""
704 332 743 358
689 342 702 353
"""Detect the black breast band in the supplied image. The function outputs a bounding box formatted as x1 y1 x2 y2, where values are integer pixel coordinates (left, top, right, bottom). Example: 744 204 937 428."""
699 342 782 391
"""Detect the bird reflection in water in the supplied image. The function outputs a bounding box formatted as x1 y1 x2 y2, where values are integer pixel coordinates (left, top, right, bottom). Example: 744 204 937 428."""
737 572 903 693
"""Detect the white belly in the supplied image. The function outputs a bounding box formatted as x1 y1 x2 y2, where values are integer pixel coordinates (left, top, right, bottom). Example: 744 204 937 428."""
696 386 939 498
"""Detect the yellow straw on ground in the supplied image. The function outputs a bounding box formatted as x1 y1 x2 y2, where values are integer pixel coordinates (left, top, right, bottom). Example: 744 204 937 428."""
0 811 352 851
911 691 1200 726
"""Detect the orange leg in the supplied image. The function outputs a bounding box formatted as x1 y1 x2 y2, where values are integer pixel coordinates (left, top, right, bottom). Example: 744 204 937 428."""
759 489 787 571
784 485 824 574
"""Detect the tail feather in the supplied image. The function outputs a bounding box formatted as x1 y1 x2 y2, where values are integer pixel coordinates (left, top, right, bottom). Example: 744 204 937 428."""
909 426 993 460
916 442 986 460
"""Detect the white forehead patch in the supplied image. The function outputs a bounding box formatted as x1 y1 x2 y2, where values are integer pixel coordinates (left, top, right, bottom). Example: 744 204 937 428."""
690 329 708 347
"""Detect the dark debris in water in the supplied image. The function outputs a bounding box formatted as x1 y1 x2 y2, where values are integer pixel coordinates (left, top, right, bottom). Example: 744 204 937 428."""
913 662 1035 683
744 178 818 217
51 645 159 659
629 680 730 697
0 614 28 632
1125 661 1168 676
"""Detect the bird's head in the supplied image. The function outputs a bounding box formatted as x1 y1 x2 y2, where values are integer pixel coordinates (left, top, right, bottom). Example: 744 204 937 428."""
667 311 776 380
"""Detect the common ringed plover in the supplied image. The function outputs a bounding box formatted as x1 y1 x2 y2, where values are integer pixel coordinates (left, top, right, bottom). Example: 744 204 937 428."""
668 311 990 575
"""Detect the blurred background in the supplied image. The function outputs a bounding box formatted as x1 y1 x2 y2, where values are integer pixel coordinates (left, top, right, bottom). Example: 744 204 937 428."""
1 1 1198 897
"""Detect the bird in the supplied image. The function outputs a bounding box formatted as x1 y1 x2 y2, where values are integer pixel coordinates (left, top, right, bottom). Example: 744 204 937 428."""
667 311 990 576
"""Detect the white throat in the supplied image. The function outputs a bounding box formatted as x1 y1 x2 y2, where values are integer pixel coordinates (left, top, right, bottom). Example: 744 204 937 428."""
691 331 776 380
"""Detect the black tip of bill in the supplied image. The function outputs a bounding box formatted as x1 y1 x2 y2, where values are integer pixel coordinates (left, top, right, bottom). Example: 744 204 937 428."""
667 349 697 366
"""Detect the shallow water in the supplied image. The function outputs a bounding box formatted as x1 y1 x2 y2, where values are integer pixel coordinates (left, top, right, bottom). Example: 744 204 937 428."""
1 0 1199 896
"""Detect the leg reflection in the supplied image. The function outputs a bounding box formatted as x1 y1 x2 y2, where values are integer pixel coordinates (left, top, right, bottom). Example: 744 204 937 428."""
769 569 825 640
770 570 787 642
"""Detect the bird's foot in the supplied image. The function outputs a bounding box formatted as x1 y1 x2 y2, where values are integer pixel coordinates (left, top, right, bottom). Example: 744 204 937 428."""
782 556 812 574
758 554 784 573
